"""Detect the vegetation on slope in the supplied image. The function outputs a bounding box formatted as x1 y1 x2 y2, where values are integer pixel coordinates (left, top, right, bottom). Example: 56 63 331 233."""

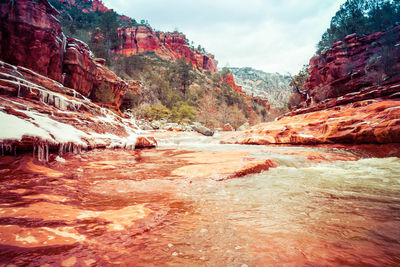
111 54 268 128
49 0 270 128
317 0 400 54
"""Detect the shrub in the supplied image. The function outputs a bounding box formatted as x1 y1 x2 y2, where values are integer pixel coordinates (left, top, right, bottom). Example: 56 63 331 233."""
226 104 246 130
171 103 196 124
120 91 140 111
196 93 219 129
144 105 171 121
92 82 115 104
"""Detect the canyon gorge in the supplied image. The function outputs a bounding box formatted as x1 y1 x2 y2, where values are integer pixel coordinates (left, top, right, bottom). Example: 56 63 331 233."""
0 0 399 266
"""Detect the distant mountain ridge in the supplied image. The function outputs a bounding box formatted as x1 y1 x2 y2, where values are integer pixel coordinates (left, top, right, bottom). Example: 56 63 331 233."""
228 67 293 108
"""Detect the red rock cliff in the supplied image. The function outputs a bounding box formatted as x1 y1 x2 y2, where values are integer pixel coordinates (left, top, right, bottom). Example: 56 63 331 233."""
305 26 400 106
226 27 400 145
223 73 242 93
0 0 128 109
117 26 218 73
58 0 110 13
63 37 127 108
0 0 65 82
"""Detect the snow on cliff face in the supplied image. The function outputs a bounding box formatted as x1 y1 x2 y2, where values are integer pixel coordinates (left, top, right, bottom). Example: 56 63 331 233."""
0 60 156 160
228 67 294 108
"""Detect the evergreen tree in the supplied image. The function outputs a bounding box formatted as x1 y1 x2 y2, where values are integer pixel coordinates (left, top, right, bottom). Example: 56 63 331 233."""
317 0 400 54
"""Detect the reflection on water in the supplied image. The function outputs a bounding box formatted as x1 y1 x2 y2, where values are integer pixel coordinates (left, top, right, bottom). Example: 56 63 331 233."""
0 140 399 266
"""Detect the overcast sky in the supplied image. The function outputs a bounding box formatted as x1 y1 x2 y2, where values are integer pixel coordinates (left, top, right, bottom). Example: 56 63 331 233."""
103 0 346 75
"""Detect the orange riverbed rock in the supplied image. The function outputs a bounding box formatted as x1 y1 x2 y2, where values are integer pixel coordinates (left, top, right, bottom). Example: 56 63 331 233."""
227 99 400 145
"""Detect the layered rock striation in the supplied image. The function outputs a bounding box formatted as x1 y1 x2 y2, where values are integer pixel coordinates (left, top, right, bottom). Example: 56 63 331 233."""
0 0 65 83
0 0 129 109
304 26 400 106
0 60 156 159
117 26 218 73
0 0 156 159
229 95 400 145
227 28 400 145
63 37 127 107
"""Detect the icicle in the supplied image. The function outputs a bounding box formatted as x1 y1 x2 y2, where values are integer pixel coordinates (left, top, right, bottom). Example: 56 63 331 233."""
5 144 10 154
33 145 36 158
17 80 20 97
37 145 42 162
41 145 43 161
54 96 59 109
45 143 49 162
58 143 63 155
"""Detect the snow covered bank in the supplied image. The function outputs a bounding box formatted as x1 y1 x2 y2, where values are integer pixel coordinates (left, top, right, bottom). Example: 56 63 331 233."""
0 61 156 160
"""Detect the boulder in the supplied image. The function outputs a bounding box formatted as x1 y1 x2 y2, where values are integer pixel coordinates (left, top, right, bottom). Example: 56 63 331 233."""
135 136 157 148
191 122 214 136
150 121 162 130
223 123 234 131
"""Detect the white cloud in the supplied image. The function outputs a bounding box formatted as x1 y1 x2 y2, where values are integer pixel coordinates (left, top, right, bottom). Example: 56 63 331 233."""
104 0 346 74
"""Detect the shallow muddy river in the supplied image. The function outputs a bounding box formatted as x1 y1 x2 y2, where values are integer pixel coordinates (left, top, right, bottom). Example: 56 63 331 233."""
0 134 399 266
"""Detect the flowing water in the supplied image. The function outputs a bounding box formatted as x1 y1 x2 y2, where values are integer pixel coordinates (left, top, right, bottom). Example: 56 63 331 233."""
0 134 400 266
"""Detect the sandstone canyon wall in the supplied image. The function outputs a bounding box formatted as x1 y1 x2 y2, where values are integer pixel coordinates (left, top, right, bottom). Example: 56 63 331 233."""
0 0 156 157
0 0 65 83
228 28 400 145
63 37 127 107
305 26 400 107
0 0 129 109
117 26 218 73
223 73 242 93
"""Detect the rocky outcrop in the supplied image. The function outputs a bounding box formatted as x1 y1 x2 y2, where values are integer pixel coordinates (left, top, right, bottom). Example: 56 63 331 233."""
223 73 242 93
226 27 400 146
0 60 156 159
117 26 218 73
0 0 157 159
58 0 110 13
63 37 127 108
222 123 234 131
305 26 400 106
88 0 109 12
0 0 65 83
226 86 400 145
0 0 128 109
192 122 214 136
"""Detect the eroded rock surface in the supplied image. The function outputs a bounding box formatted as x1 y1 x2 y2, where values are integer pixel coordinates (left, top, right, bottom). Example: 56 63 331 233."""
0 0 65 82
0 60 156 159
228 98 400 145
227 27 400 146
117 26 218 73
63 38 128 108
305 26 400 106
